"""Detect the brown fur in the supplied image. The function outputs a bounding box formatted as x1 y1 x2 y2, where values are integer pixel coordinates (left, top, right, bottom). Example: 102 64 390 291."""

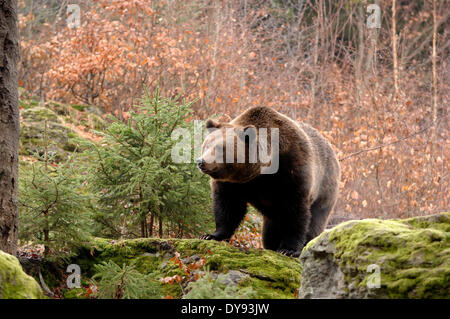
198 106 340 257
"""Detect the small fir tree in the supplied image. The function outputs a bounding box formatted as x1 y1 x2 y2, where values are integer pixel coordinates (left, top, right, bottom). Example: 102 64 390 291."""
19 154 92 257
92 260 160 299
89 89 212 238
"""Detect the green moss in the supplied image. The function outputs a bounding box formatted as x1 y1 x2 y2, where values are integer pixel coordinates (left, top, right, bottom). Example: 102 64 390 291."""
326 213 450 298
184 272 258 299
44 101 73 116
71 104 90 112
170 239 302 298
405 213 450 233
18 95 105 163
21 106 60 122
0 250 45 299
56 237 302 299
19 105 88 160
19 99 40 109
63 288 85 299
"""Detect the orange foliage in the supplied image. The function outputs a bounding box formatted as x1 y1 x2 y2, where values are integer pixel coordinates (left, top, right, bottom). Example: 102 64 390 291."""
19 0 448 223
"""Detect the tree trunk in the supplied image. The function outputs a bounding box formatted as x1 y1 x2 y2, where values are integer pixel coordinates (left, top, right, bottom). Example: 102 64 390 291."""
392 0 399 96
431 0 438 130
355 5 365 109
307 16 319 124
428 0 438 182
43 221 49 257
158 217 163 238
0 0 19 255
148 212 154 237
365 0 380 76
140 219 146 238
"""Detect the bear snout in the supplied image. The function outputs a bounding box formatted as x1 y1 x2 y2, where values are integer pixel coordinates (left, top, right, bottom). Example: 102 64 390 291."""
196 157 206 170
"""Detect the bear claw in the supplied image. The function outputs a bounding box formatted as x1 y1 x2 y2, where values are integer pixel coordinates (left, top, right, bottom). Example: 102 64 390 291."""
200 234 230 241
199 234 215 240
277 249 300 258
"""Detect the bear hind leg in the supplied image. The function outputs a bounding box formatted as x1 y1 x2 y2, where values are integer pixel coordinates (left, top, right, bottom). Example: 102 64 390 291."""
262 216 282 251
306 198 335 243
261 202 311 257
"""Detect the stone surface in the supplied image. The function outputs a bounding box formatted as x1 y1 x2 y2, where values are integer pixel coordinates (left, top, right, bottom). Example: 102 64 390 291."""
56 238 302 299
20 106 79 160
299 212 450 299
0 250 45 299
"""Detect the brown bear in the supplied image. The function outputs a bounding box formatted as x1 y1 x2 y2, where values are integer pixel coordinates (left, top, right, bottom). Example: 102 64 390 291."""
197 106 340 257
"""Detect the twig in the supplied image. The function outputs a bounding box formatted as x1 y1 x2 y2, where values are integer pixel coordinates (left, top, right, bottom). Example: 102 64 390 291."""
339 122 434 161
39 269 55 297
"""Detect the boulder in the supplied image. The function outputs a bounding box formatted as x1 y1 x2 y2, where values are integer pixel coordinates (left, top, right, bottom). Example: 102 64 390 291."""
0 250 45 299
24 214 449 299
20 106 85 160
299 212 450 298
47 238 302 299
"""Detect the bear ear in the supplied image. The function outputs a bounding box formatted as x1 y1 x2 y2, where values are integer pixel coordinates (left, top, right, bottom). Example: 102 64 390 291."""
218 114 232 123
206 119 221 129
236 125 257 142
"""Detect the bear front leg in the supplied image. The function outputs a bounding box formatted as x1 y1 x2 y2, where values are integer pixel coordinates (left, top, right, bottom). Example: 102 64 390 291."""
200 183 247 242
277 201 311 257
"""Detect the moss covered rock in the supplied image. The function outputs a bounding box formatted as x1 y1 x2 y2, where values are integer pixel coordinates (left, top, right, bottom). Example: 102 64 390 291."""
299 212 450 298
56 238 301 299
0 250 45 299
21 106 60 123
20 106 86 161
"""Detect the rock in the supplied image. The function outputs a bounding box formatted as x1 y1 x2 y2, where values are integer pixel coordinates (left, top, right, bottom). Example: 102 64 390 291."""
21 106 60 123
183 270 256 299
141 252 160 258
30 213 449 299
18 94 106 162
86 106 103 116
181 254 201 264
299 212 450 298
0 250 45 299
218 270 250 286
159 260 169 270
45 101 72 116
49 237 302 299
20 106 84 160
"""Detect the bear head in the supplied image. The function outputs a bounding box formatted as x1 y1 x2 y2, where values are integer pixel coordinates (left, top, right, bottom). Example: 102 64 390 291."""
197 118 262 183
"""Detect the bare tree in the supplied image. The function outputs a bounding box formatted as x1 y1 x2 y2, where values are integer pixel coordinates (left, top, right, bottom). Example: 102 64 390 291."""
431 0 438 131
392 0 399 96
0 0 19 255
428 0 439 181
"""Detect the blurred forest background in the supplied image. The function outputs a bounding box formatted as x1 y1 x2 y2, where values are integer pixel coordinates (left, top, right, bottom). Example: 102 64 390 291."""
16 0 448 255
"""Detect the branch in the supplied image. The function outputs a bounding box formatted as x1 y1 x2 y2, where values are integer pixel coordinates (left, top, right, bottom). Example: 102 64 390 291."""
339 122 436 162
39 269 55 297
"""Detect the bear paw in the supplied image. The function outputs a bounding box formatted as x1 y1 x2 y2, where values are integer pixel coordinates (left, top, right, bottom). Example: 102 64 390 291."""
199 234 216 240
277 249 301 258
199 233 229 241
